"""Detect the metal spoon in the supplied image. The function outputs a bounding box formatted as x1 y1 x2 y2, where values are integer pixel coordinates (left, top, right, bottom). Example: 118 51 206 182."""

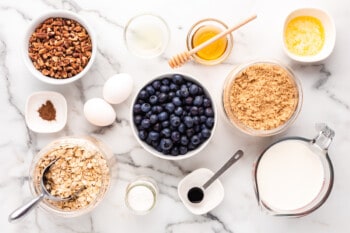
187 150 244 204
8 158 82 222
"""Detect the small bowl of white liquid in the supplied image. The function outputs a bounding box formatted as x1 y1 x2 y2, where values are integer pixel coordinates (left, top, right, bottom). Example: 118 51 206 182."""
253 124 335 217
124 14 170 59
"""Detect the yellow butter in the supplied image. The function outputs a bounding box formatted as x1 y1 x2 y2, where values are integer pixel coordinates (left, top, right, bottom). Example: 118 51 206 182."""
285 16 325 56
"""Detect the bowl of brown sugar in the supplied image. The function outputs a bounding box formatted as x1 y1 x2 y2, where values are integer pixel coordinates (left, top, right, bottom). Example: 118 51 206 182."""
222 60 302 136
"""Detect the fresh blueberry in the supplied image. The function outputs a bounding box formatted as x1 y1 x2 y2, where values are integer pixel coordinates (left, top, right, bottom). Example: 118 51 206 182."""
161 120 170 128
158 93 168 103
174 106 183 116
160 138 173 151
170 116 181 127
192 116 200 125
160 85 170 93
141 119 151 129
194 125 201 133
161 78 170 85
134 115 142 125
172 97 182 106
136 99 145 104
169 92 175 99
178 123 186 133
141 103 151 113
186 128 195 138
205 108 214 117
179 146 188 155
149 114 158 124
197 87 203 95
175 90 181 97
171 131 180 142
198 107 204 115
206 117 215 128
152 80 161 90
148 131 160 141
171 147 179 156
191 135 200 145
180 86 189 97
190 106 199 116
146 137 153 145
188 142 196 150
133 104 142 113
193 96 203 106
152 105 163 114
149 95 158 105
158 112 169 121
186 82 192 87
172 74 184 85
201 128 211 139
184 96 193 105
151 140 159 148
138 130 147 140
153 123 161 132
203 98 211 107
138 90 149 100
146 85 155 95
165 103 175 113
189 84 199 95
170 83 178 91
184 116 194 128
200 115 207 123
161 128 171 138
180 135 189 145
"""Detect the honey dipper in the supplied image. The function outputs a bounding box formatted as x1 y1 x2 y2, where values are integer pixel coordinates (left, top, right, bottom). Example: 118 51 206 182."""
168 14 257 68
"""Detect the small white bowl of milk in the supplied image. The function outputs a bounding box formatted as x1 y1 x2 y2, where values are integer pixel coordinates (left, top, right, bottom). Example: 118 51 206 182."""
253 124 335 217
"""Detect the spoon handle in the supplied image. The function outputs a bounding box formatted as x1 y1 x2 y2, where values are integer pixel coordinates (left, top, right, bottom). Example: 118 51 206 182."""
203 150 244 189
8 192 45 223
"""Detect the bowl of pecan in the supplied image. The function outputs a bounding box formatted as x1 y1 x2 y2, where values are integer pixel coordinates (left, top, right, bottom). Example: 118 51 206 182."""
29 136 112 217
23 10 96 85
222 60 303 136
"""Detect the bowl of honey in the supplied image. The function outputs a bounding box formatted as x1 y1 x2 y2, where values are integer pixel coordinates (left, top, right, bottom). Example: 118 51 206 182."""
283 8 336 63
186 18 233 65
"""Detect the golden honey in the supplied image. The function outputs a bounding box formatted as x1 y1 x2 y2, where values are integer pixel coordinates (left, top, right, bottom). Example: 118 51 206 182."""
285 16 325 56
191 25 228 60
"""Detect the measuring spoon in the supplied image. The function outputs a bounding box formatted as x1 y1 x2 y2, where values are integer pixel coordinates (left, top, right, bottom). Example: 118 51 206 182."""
8 158 84 222
187 150 244 204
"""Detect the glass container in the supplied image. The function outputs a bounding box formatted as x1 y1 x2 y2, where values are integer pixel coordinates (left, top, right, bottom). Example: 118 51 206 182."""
253 124 335 217
29 136 113 217
186 18 233 65
125 176 158 215
222 60 303 136
124 13 170 59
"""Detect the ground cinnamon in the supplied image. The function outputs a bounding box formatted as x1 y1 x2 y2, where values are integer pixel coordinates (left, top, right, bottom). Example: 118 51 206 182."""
38 100 56 121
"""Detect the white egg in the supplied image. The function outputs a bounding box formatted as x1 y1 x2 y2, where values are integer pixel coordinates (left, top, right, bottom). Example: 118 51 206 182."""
84 98 116 126
103 73 134 104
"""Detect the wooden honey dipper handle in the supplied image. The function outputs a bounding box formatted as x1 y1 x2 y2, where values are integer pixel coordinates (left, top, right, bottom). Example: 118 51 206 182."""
169 14 257 68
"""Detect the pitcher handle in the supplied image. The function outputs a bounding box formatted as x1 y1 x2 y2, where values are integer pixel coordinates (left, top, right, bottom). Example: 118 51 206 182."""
313 123 335 151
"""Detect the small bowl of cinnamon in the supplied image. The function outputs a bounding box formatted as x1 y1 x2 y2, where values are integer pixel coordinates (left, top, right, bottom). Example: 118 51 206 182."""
25 91 67 133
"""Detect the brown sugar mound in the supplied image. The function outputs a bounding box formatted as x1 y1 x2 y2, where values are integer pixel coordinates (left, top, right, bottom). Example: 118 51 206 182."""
228 63 299 131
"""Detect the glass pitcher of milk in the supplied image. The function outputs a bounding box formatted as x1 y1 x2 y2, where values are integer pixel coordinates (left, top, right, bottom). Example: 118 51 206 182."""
253 123 335 217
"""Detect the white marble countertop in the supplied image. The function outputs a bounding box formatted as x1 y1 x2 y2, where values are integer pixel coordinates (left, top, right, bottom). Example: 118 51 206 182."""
1 0 350 232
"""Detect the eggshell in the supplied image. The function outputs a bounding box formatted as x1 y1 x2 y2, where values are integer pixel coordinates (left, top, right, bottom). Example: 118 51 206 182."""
103 73 134 104
84 98 116 126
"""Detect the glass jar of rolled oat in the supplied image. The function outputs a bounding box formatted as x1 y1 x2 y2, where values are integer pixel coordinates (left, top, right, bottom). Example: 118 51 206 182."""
29 136 113 217
222 60 303 136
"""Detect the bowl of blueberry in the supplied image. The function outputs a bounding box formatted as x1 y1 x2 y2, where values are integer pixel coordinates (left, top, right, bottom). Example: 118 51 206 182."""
131 73 217 160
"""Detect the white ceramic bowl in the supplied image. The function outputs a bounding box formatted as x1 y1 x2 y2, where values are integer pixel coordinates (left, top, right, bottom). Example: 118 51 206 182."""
25 91 67 133
178 168 224 215
283 8 336 63
23 10 97 85
130 73 217 161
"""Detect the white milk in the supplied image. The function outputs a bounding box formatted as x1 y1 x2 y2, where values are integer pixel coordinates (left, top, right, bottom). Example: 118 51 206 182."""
256 139 325 211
